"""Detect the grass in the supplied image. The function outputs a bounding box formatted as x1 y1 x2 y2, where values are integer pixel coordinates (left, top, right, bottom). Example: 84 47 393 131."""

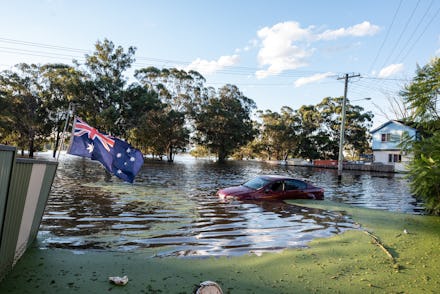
1 200 439 293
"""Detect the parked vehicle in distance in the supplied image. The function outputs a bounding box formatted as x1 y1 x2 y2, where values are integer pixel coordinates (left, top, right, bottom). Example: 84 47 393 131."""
217 175 324 201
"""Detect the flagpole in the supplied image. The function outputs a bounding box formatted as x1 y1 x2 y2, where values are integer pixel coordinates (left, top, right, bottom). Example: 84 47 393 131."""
56 103 73 161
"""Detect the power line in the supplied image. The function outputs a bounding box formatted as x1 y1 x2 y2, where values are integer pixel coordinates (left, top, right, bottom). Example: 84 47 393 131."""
0 46 85 60
0 36 404 82
361 76 408 82
0 37 338 79
379 0 421 71
400 4 440 62
392 0 435 63
0 37 90 54
0 36 421 99
368 0 403 73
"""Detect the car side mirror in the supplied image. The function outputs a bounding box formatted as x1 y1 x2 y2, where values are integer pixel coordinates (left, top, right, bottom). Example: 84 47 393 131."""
264 188 271 193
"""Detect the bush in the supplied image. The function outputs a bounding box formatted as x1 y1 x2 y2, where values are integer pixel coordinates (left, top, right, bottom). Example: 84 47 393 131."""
407 132 440 214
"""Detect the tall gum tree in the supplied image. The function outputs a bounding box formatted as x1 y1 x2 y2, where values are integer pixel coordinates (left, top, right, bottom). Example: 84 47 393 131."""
134 67 206 162
76 39 136 137
194 84 256 162
257 106 298 160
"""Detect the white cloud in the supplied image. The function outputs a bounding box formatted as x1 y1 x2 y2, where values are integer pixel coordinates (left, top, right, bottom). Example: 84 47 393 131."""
317 21 380 40
255 21 314 79
255 21 380 79
235 39 259 54
378 63 404 78
294 72 335 87
186 54 240 75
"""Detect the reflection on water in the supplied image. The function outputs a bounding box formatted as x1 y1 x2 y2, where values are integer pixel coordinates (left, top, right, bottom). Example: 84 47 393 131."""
38 154 422 256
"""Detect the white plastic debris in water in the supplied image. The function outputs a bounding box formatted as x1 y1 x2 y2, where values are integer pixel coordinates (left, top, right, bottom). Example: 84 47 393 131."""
108 275 129 285
196 281 223 294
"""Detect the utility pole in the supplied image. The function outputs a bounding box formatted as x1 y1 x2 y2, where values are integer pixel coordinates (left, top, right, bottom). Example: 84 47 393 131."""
337 73 360 181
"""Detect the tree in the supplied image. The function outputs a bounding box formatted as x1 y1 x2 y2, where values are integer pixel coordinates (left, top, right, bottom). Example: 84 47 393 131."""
256 97 373 161
76 39 136 137
256 110 282 160
194 84 256 162
257 107 298 160
401 57 440 132
232 140 260 160
317 97 373 160
0 87 12 142
135 67 206 113
133 106 189 161
0 64 52 157
406 133 440 214
401 57 440 214
135 67 206 161
292 105 321 160
343 100 374 159
38 63 85 157
190 145 212 159
122 84 162 132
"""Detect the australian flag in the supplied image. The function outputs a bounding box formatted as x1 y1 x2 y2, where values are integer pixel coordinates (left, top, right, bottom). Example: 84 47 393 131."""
68 117 144 183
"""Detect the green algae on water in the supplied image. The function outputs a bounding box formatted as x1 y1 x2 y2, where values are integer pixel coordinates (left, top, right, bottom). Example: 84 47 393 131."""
1 200 439 293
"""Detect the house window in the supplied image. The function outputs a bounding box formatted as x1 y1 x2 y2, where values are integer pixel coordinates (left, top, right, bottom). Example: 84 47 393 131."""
388 154 402 163
381 133 391 142
391 133 401 142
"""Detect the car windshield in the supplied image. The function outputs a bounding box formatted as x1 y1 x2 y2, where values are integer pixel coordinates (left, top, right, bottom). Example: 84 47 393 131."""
243 177 271 190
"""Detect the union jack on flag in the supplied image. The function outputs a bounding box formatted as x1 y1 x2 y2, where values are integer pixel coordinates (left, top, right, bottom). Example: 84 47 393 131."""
68 117 144 183
73 118 115 152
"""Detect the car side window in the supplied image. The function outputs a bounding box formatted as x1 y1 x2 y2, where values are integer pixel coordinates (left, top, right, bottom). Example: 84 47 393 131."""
285 180 306 190
270 181 284 191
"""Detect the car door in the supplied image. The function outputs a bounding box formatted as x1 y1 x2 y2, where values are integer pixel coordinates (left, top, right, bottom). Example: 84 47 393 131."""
284 179 309 199
258 180 285 200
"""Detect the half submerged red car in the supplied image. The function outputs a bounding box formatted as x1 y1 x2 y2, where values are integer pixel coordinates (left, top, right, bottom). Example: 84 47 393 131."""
217 175 324 201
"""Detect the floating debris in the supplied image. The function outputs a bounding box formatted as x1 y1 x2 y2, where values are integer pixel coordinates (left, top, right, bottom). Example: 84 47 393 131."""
364 230 395 263
196 281 223 294
108 275 128 285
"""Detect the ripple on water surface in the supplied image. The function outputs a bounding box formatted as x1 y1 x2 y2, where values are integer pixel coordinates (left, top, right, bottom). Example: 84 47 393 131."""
39 154 421 257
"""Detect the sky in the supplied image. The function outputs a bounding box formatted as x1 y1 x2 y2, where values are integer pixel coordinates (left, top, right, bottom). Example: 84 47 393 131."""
1 0 439 128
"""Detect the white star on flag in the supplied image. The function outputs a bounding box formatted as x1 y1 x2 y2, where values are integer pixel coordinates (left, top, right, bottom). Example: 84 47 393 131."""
87 143 94 153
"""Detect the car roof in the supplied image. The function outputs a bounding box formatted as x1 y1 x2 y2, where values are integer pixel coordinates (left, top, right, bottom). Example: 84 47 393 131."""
258 175 299 181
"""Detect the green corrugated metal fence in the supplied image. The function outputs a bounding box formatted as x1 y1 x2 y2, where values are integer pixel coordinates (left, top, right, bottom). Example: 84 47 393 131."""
0 145 16 250
0 146 58 281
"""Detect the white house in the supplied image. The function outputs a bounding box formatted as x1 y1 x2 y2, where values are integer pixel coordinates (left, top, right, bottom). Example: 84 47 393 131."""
370 120 418 172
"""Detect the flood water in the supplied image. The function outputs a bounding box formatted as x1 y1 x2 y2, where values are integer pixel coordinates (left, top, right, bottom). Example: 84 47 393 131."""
38 154 423 257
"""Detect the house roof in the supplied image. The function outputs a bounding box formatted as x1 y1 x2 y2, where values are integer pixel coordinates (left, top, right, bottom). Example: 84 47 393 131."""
370 120 417 134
